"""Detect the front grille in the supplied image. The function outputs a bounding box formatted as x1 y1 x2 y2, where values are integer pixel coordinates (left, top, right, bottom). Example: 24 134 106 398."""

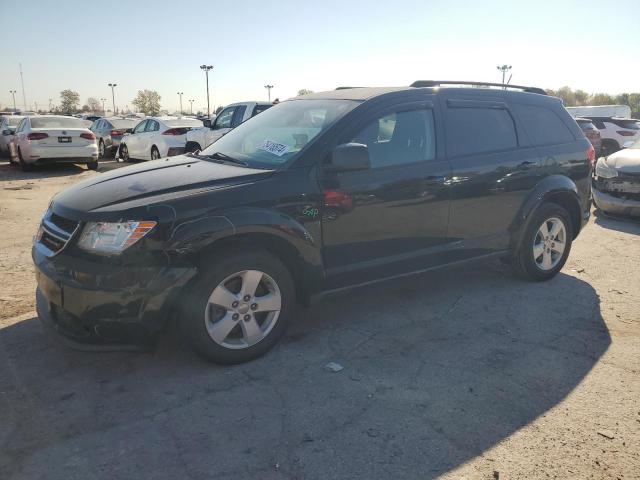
37 210 80 256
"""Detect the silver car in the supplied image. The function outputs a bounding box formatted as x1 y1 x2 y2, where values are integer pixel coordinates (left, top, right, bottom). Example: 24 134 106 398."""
0 116 25 158
89 117 139 158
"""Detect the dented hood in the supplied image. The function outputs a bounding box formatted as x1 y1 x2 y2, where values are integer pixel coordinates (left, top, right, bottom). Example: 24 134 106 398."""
53 156 273 213
606 148 640 174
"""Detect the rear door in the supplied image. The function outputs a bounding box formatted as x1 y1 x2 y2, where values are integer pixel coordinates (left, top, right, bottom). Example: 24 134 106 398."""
442 96 541 257
321 99 452 289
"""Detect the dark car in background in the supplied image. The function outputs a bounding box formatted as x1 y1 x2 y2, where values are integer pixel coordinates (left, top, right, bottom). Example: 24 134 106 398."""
33 81 592 364
576 117 601 156
89 117 139 158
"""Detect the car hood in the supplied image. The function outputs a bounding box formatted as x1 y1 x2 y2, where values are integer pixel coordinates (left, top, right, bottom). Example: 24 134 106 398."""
606 148 640 174
53 156 273 214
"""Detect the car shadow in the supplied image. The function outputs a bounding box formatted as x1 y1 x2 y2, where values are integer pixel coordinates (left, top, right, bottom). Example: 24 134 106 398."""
593 208 640 235
0 160 89 181
0 264 609 480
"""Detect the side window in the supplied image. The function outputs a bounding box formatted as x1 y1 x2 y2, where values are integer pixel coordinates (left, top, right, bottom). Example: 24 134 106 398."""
349 109 436 168
514 104 574 146
145 120 159 132
445 107 517 157
214 107 236 130
16 119 27 133
252 104 271 117
232 105 247 126
133 120 147 134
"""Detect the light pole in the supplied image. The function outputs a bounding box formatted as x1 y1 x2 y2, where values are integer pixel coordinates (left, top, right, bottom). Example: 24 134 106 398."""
48 98 53 112
108 83 117 114
189 99 194 115
264 84 274 102
200 65 213 118
177 92 184 115
9 90 16 112
100 98 107 116
496 65 512 89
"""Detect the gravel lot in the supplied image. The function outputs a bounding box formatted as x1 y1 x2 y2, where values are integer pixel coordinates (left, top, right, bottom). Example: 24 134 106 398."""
1 160 639 479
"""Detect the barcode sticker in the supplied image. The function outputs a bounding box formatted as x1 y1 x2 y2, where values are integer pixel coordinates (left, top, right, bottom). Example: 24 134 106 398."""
258 140 290 156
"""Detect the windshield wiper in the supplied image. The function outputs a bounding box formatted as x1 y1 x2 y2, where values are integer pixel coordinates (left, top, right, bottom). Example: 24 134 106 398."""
193 151 248 167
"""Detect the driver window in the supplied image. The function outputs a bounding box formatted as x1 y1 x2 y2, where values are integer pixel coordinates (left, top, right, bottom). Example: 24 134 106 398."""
214 108 235 130
349 109 436 168
145 120 159 132
133 120 147 134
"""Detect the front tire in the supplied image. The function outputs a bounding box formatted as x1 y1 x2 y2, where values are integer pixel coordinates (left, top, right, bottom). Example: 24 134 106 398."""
120 143 130 162
511 202 573 281
181 250 296 364
98 140 106 159
18 148 32 172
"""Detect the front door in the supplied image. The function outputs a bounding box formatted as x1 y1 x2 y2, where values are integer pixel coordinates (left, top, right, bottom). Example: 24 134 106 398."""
321 101 451 289
126 120 148 158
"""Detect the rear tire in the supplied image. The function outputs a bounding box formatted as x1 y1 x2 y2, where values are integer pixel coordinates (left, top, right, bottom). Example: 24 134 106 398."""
151 146 160 160
98 140 105 159
511 202 573 281
87 159 98 170
181 249 296 364
18 148 32 172
600 140 619 157
185 141 202 154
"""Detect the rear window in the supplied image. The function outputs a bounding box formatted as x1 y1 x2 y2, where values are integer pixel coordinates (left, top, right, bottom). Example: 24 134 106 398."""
6 117 24 127
610 119 639 130
164 118 203 127
445 107 517 157
576 120 596 131
514 104 575 146
252 104 272 116
30 117 86 129
110 119 137 128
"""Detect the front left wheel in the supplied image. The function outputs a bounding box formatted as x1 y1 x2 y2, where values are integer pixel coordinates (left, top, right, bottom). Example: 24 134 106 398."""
181 250 296 364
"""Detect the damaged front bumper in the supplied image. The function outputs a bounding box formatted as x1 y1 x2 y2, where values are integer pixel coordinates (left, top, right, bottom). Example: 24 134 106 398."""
592 176 640 217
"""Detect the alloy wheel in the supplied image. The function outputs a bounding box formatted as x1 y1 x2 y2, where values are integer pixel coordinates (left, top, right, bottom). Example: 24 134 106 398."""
204 270 282 349
532 217 567 271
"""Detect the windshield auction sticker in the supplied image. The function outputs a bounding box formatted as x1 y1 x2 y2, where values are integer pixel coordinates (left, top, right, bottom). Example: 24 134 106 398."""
258 140 290 156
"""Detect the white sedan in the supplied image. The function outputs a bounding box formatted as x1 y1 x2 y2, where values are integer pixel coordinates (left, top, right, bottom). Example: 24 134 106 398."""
9 115 99 171
118 116 203 162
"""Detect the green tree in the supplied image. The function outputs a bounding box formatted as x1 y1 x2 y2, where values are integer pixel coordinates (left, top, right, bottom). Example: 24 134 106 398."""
591 93 615 105
556 86 576 106
628 93 640 118
574 89 590 106
60 89 80 113
132 90 162 115
297 89 314 96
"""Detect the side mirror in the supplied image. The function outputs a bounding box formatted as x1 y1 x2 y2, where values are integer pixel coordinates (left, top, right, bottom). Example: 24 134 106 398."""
203 119 212 128
329 143 371 172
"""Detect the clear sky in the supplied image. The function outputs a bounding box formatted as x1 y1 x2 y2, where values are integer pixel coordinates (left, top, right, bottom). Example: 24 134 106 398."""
1 0 639 113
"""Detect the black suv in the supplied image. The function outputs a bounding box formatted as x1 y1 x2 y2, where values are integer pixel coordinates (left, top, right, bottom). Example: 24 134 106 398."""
33 81 593 364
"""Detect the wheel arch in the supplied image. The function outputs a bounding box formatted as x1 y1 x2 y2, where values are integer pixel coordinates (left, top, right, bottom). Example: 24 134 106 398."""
511 175 583 246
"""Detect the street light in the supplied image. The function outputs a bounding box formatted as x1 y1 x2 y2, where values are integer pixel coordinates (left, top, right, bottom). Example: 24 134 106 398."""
100 98 107 116
108 83 117 114
48 98 53 112
264 84 274 102
189 99 194 115
200 65 213 118
496 65 512 89
177 92 184 115
9 90 16 112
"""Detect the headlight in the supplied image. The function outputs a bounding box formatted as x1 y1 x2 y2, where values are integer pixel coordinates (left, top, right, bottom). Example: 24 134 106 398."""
77 221 157 254
595 157 618 179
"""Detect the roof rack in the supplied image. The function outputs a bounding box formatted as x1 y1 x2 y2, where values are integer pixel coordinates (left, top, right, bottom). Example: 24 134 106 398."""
410 80 547 96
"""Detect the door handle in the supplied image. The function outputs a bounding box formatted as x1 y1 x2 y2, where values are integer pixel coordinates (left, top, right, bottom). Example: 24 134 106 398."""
425 175 446 185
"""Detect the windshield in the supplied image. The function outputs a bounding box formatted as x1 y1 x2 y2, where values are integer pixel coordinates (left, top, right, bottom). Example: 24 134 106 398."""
110 118 138 128
200 99 359 167
31 117 86 129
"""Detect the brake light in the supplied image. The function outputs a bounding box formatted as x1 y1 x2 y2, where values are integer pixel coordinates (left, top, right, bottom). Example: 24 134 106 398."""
587 144 595 169
162 128 188 136
27 132 48 140
80 132 96 140
617 131 635 136
110 129 126 136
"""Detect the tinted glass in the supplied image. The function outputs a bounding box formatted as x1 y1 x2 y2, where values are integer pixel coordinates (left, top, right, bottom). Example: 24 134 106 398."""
252 104 272 116
611 119 639 130
446 107 517 157
514 104 574 146
145 120 159 132
233 106 247 126
350 109 436 168
30 117 86 129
